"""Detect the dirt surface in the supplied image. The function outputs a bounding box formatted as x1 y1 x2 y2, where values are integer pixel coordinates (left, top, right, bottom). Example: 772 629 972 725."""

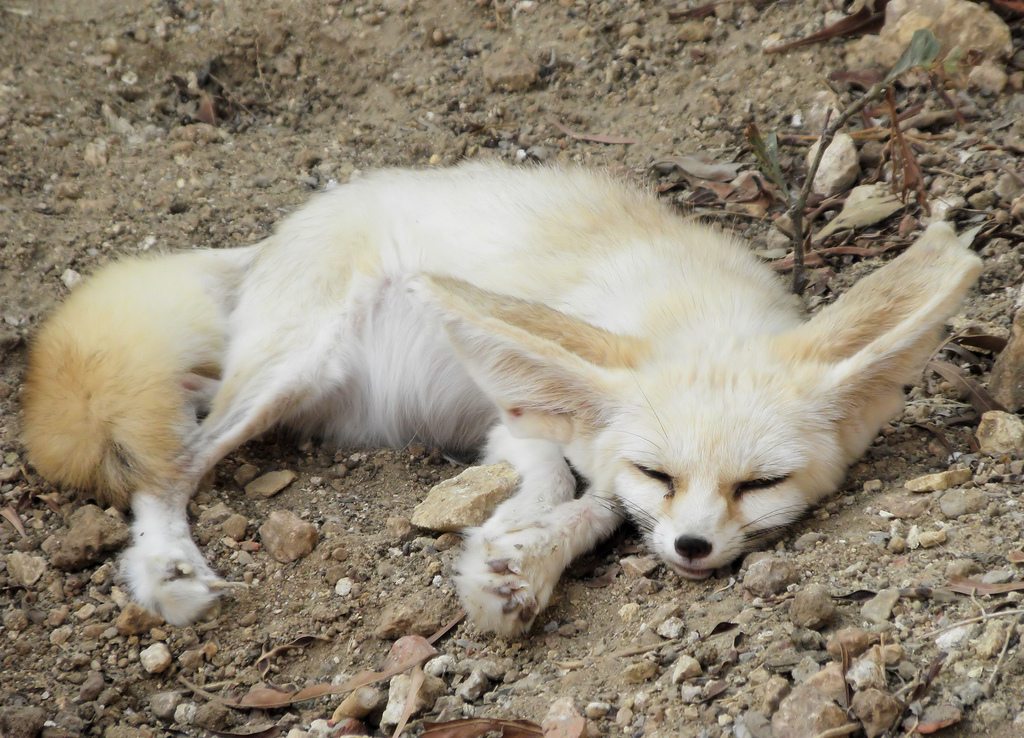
3 1 1024 737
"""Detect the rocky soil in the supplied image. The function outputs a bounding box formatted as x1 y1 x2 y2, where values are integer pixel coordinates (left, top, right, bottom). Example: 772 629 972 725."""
3 1 1024 737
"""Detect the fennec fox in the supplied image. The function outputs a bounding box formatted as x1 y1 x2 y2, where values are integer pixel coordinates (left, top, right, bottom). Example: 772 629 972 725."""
22 163 981 635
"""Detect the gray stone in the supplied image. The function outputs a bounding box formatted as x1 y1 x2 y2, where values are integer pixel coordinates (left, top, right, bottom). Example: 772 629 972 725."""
807 133 859 198
861 588 900 624
656 616 685 639
621 555 659 578
150 691 183 720
977 411 1024 456
51 505 129 571
233 463 260 487
991 307 1024 411
411 463 519 531
140 643 172 673
936 623 978 649
334 686 383 718
455 669 490 701
851 688 902 738
221 513 249 540
883 0 1012 64
789 584 837 630
115 602 164 635
76 671 104 703
735 711 772 738
0 707 46 738
483 47 539 92
743 556 799 597
826 627 875 659
374 594 445 639
772 664 856 738
671 654 702 683
846 650 887 691
260 510 318 563
245 470 296 498
938 489 988 518
6 552 46 587
904 468 971 492
380 672 445 728
197 502 233 525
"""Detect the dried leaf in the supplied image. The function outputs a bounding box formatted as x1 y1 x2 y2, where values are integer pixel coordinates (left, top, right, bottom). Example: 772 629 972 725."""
1 506 27 538
237 687 297 709
196 90 218 126
428 611 466 644
764 2 886 54
666 2 723 21
548 118 637 145
584 565 619 588
992 0 1024 13
813 183 905 242
927 360 1007 415
910 704 961 734
887 89 928 211
207 725 283 738
953 333 1008 354
651 155 742 182
913 422 954 457
391 666 424 738
223 635 437 709
707 621 738 637
384 635 438 670
884 28 941 84
744 123 789 199
833 589 878 602
1009 550 1024 564
256 634 331 679
946 576 1024 596
422 718 544 738
700 680 728 702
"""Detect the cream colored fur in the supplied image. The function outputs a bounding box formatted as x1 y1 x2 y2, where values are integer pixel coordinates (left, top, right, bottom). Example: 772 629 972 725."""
21 163 981 632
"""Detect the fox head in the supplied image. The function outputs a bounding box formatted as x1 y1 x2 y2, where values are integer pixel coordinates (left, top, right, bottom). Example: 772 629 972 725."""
417 223 981 578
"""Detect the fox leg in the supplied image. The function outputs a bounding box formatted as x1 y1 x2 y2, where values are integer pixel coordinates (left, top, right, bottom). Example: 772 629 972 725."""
121 333 338 624
456 427 624 635
122 487 236 625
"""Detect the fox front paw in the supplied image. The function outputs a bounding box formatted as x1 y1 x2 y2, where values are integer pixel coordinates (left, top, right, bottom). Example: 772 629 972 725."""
121 541 237 626
456 523 564 636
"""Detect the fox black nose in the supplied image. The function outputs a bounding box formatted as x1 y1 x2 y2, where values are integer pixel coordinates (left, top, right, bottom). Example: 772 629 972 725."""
675 535 712 560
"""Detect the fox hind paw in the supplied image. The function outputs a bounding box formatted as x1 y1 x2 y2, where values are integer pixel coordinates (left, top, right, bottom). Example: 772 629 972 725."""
122 542 229 626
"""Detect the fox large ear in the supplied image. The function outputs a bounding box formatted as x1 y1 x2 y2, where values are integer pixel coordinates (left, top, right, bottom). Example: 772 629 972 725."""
779 223 982 454
411 275 648 443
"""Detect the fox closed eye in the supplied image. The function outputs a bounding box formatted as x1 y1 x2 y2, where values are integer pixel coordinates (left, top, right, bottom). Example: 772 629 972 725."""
735 474 791 497
634 463 674 494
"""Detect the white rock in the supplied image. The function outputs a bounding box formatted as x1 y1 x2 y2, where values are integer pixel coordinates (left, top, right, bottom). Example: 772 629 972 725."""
424 654 457 677
807 133 859 197
61 269 83 289
173 702 197 724
656 616 685 639
904 468 970 492
141 643 172 673
6 552 47 587
936 624 979 650
380 672 446 728
671 655 703 684
411 463 519 531
455 669 490 702
618 603 641 622
335 577 353 596
977 411 1024 456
